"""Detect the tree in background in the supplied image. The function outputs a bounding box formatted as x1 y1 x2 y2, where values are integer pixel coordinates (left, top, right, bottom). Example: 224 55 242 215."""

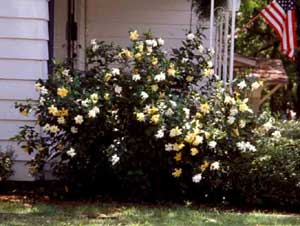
192 0 300 117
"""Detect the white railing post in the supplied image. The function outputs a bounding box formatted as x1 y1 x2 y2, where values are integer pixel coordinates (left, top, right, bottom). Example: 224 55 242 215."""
209 0 215 50
222 11 230 85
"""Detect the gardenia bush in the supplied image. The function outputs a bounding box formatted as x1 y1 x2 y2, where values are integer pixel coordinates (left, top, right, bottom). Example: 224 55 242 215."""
15 30 268 200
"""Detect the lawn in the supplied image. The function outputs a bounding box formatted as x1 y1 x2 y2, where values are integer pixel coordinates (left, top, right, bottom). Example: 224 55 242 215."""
0 200 299 226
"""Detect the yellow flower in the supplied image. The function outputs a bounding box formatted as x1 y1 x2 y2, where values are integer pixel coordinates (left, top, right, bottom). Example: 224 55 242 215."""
122 49 133 59
136 112 146 122
135 53 142 61
174 153 182 162
20 109 29 117
186 76 194 82
172 168 182 177
151 84 159 92
170 126 182 137
90 93 99 104
201 161 209 171
196 112 203 119
191 148 199 156
57 87 69 98
200 103 210 114
184 132 196 144
193 135 203 146
151 57 158 65
48 105 59 116
137 43 144 52
203 68 213 77
173 143 185 151
129 30 139 41
167 68 176 76
147 106 159 115
233 128 240 137
104 93 110 101
239 102 249 112
151 114 160 124
59 108 69 117
104 73 113 82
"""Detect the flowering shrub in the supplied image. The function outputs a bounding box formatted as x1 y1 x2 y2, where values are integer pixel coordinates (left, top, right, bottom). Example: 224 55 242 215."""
0 147 14 181
15 30 266 199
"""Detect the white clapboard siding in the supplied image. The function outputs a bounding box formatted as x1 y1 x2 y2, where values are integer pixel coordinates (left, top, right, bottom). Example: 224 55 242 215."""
0 0 49 181
0 100 36 121
0 18 48 40
0 120 36 141
0 39 48 60
10 161 35 181
0 80 38 100
0 0 49 20
0 59 48 80
0 141 34 161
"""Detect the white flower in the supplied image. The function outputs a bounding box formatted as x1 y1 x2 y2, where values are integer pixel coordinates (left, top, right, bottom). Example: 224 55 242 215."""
154 72 166 82
165 108 174 116
91 39 99 52
193 136 204 146
158 38 165 46
111 68 120 76
62 69 70 77
210 161 220 171
207 61 213 68
74 115 84 125
71 127 78 134
251 81 261 91
169 127 182 137
230 108 238 116
114 85 122 94
57 117 66 125
227 116 236 125
152 40 158 47
237 80 247 90
155 129 165 139
237 141 256 152
40 86 48 95
132 74 141 81
183 108 190 118
67 148 76 157
272 130 281 139
43 123 51 132
140 91 149 100
165 143 173 152
49 125 60 134
82 99 90 107
192 173 202 183
198 45 204 53
169 100 177 108
224 95 236 105
187 33 195 40
39 97 46 105
182 58 189 63
263 120 273 131
239 120 246 128
35 82 42 91
88 106 100 118
208 48 215 56
110 154 120 166
208 141 217 149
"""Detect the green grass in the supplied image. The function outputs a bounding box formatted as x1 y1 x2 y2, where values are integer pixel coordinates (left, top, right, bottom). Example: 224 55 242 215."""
0 201 299 226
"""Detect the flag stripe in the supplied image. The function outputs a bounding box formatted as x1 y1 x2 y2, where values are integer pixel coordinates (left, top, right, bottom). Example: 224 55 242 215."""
259 0 297 60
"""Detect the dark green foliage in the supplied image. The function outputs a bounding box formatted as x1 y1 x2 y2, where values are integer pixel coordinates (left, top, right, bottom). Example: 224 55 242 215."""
0 147 14 181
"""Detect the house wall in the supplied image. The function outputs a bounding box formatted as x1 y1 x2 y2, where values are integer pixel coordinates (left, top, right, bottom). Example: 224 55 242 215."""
0 0 49 181
85 0 208 49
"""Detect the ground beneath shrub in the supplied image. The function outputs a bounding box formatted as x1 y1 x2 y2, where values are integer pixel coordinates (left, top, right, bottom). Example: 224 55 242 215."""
0 195 299 226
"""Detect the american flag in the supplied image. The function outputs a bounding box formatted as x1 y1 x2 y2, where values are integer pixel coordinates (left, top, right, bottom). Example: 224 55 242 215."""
260 0 297 59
